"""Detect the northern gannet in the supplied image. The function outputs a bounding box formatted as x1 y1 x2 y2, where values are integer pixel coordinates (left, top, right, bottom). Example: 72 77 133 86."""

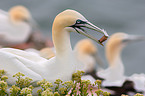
0 5 38 46
0 9 108 86
98 32 145 87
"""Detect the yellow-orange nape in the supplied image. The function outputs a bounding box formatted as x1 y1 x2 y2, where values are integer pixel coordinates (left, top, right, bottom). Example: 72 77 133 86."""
9 5 31 23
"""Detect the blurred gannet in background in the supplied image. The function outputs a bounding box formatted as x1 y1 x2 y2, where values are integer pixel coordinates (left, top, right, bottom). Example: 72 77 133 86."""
74 39 104 72
0 9 108 87
0 5 35 46
98 32 145 87
0 5 50 49
73 39 104 80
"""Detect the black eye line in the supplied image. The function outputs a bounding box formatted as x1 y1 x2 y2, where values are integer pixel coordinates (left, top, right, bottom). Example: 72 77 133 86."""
70 25 85 34
70 19 87 28
71 25 82 34
69 19 87 33
74 28 80 34
76 19 87 24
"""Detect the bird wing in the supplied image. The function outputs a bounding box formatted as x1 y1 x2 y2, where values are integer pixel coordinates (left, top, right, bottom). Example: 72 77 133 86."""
0 48 64 84
127 73 145 91
0 48 47 85
97 68 126 87
0 48 46 63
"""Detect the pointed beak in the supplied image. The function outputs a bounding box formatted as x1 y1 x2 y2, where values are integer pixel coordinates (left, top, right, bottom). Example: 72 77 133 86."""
85 21 109 37
72 20 109 46
122 35 145 43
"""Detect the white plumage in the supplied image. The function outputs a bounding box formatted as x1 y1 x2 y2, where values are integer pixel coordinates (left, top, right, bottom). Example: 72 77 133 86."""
0 9 108 87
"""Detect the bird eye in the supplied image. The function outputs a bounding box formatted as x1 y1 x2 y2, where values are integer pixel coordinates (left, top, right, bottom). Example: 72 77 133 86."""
76 19 81 24
76 19 87 25
70 19 87 28
76 19 87 24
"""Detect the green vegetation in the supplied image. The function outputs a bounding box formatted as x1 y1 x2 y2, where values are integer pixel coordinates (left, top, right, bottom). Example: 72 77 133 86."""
0 70 143 96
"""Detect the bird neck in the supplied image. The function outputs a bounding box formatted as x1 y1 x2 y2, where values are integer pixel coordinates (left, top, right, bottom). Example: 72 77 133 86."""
103 46 124 81
106 46 124 78
52 28 72 57
106 44 123 66
51 27 77 79
111 53 124 70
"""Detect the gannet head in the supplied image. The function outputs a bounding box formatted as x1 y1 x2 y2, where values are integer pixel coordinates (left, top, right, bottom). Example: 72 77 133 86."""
9 5 39 33
52 9 109 45
75 39 97 55
9 5 31 24
106 32 145 65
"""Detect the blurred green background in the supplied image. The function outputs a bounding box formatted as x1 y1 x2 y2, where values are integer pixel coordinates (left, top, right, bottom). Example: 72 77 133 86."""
0 0 145 76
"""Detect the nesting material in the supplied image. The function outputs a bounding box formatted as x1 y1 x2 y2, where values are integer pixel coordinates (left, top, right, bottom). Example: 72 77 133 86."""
98 35 108 44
